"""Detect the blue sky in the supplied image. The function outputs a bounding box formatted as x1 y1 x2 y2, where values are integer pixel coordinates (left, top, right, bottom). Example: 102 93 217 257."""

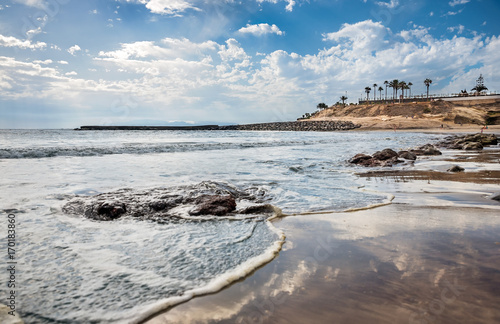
1 0 499 128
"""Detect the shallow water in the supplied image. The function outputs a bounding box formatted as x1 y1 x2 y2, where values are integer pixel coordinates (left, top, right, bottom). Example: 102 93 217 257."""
0 129 447 323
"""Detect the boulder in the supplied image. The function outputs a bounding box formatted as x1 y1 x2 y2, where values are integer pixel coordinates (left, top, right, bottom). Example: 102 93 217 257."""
447 165 465 172
398 150 417 160
462 142 483 151
411 144 442 156
189 195 237 216
372 148 399 161
348 153 372 164
438 133 498 150
84 202 127 221
239 204 278 215
382 156 403 167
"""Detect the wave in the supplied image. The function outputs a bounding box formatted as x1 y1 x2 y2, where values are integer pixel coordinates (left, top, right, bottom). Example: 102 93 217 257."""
127 221 285 324
0 140 328 159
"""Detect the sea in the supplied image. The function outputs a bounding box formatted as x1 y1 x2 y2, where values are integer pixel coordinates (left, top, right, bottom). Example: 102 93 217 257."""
0 129 445 323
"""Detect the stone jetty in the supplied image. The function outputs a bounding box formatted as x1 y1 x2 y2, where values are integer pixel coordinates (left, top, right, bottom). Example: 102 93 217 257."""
77 121 360 132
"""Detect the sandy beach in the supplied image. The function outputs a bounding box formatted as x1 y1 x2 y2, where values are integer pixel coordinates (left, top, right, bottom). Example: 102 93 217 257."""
143 130 500 324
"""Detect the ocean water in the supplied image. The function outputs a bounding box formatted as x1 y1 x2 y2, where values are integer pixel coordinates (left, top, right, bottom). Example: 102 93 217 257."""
0 129 444 323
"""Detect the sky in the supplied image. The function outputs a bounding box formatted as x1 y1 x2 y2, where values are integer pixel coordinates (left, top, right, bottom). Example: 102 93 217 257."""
0 0 499 128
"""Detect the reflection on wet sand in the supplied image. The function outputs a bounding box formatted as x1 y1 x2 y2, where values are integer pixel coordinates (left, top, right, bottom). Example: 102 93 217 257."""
145 199 500 324
144 145 500 324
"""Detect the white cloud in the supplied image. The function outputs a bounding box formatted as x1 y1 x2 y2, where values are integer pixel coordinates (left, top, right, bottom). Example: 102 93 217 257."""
65 71 78 76
11 0 45 8
444 9 463 16
429 11 434 17
323 20 389 56
0 34 46 50
257 0 296 12
376 0 399 9
449 0 470 6
26 27 43 38
90 9 98 14
67 45 81 55
447 25 465 34
98 38 218 61
238 23 283 36
33 59 53 64
137 0 199 15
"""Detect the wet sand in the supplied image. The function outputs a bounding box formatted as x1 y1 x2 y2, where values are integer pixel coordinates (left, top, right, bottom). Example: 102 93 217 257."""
143 139 500 324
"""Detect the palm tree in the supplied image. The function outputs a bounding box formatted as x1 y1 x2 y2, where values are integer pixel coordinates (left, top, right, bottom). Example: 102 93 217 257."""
399 81 407 102
389 79 399 102
365 87 371 101
408 82 413 98
378 86 383 100
471 84 488 94
424 78 433 100
373 83 378 101
340 95 348 108
384 80 389 101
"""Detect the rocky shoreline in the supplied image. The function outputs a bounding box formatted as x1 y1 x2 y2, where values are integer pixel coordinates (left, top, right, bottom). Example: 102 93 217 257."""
349 133 499 168
77 121 361 132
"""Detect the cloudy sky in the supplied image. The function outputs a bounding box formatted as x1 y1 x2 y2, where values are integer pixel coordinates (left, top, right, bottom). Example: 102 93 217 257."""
1 0 499 128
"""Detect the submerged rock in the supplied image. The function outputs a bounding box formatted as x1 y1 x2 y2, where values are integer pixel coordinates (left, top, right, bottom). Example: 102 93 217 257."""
447 165 465 172
349 150 402 167
63 181 275 221
239 204 279 215
410 144 442 156
398 151 417 161
372 148 398 161
348 153 372 164
189 195 236 216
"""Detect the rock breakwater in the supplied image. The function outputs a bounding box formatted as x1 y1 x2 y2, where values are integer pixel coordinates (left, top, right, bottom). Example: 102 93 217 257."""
77 121 360 132
219 121 360 131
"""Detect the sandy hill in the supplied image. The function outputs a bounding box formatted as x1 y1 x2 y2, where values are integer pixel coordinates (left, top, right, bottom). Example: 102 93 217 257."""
308 98 500 130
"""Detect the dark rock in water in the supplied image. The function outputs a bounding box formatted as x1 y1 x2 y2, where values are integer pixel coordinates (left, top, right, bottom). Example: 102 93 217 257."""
398 151 417 161
438 133 498 150
189 195 236 216
447 165 465 172
239 204 277 215
349 151 402 167
349 153 372 164
96 202 126 220
411 144 442 156
372 148 398 161
490 192 500 202
62 181 273 221
462 142 483 151
383 156 403 167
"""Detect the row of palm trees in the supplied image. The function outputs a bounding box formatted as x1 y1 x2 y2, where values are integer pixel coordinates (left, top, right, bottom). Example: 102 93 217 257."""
364 79 433 102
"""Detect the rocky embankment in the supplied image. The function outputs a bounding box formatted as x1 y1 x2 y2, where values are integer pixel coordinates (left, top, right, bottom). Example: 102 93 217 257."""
77 121 360 132
220 121 360 131
349 133 499 168
62 181 278 221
